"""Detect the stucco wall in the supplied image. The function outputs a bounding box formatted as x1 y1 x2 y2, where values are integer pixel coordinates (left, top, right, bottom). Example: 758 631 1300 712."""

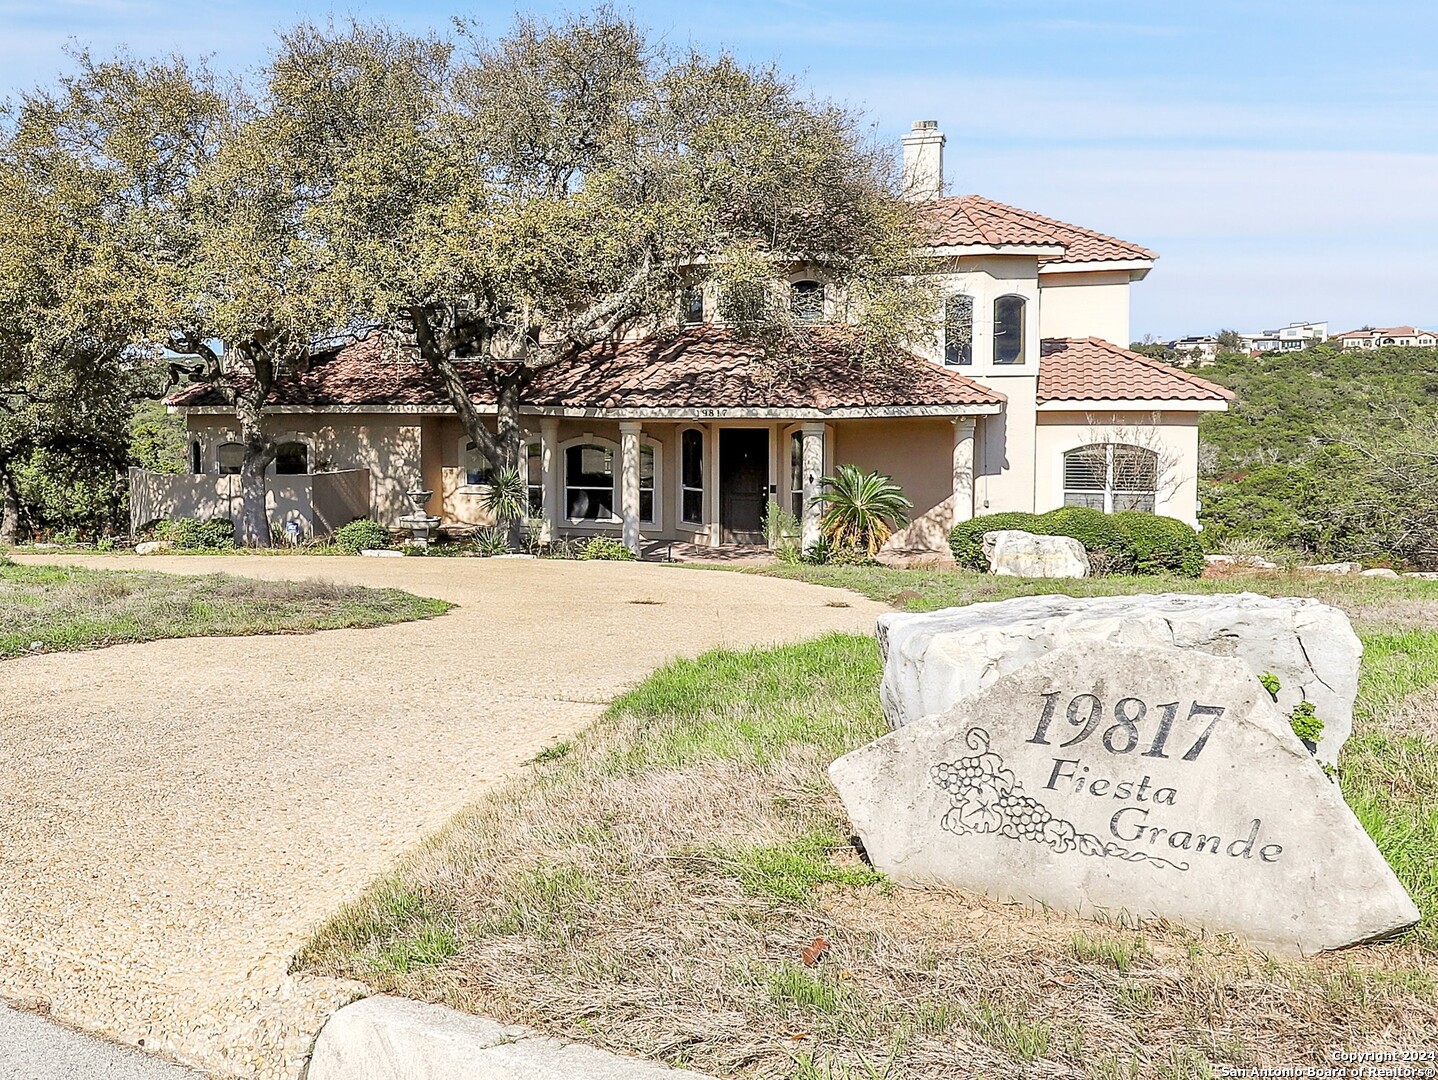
1033 410 1201 525
184 416 421 524
1037 271 1132 345
833 417 957 550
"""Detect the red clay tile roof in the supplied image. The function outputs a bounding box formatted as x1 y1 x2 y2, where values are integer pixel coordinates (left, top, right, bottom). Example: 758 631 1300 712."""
921 195 1156 264
1038 338 1235 403
1336 326 1436 338
167 326 1005 414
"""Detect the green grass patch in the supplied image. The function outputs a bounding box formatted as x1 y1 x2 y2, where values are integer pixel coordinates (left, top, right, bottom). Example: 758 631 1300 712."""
717 830 884 902
0 560 448 659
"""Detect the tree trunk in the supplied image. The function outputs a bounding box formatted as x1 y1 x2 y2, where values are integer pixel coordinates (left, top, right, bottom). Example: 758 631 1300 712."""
233 384 276 548
0 464 20 546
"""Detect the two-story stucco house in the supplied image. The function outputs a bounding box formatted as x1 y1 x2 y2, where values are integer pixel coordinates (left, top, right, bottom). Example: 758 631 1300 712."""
161 121 1232 553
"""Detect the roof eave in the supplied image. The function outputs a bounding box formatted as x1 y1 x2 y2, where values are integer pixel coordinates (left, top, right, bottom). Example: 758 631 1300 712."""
1036 398 1230 412
916 243 1068 259
172 402 1006 419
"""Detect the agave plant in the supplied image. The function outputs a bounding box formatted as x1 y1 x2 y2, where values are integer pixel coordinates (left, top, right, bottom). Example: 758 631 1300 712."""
482 466 529 550
813 464 912 556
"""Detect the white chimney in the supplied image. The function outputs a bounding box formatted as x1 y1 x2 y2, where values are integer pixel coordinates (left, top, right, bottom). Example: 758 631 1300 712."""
901 120 945 201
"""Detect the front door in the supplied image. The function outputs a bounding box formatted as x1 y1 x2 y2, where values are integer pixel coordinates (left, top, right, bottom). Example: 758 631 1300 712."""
719 428 769 542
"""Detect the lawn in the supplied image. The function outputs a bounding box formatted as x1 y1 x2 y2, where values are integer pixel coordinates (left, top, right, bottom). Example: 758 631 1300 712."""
297 565 1438 1080
0 557 449 659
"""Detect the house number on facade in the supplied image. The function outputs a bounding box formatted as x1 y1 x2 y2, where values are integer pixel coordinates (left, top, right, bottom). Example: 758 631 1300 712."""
1027 693 1226 761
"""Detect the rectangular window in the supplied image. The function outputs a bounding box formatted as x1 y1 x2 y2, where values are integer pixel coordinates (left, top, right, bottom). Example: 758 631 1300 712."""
681 429 704 525
640 444 656 524
525 442 543 517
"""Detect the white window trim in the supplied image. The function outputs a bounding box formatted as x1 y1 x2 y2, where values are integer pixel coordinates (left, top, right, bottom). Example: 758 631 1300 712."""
676 425 706 532
268 431 315 477
992 293 1028 366
1061 443 1159 514
558 435 662 529
456 434 497 491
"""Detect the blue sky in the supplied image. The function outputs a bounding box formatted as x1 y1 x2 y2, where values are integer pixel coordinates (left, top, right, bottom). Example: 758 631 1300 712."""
4 0 1436 338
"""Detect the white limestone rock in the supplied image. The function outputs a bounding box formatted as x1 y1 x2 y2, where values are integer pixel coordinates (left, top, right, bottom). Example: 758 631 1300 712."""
1306 562 1362 575
832 642 1418 955
1360 568 1400 579
878 592 1362 766
982 530 1089 579
134 540 173 555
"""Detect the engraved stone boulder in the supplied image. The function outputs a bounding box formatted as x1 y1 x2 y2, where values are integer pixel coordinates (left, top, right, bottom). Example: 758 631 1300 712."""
982 530 1089 578
878 593 1361 766
832 642 1418 955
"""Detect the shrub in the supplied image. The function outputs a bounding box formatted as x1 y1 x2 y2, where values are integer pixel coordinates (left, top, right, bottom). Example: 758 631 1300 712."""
157 517 236 550
334 519 391 554
471 527 511 556
1034 507 1136 574
763 501 802 564
578 536 636 561
947 512 1042 570
1111 511 1204 577
813 465 912 557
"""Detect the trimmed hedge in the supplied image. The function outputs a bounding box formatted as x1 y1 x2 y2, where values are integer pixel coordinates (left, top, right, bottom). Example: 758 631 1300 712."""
334 519 391 554
948 512 1041 571
1113 510 1206 577
949 508 1203 578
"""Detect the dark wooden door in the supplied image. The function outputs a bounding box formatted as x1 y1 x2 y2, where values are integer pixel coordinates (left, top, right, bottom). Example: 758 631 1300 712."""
720 429 769 541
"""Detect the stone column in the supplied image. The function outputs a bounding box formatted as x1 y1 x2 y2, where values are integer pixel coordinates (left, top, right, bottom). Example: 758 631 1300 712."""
951 416 977 527
800 422 826 551
619 421 642 554
540 416 560 541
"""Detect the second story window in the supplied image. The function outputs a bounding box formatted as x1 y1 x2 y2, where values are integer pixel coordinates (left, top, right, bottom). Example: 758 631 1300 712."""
684 285 705 325
994 295 1027 365
944 294 974 366
790 280 824 323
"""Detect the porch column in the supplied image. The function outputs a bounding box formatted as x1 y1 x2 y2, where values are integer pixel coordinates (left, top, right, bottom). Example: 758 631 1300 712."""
800 422 826 551
951 416 977 527
619 421 642 554
540 416 560 541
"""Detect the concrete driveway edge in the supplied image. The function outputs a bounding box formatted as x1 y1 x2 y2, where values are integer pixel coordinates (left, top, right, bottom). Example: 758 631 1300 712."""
305 995 715 1080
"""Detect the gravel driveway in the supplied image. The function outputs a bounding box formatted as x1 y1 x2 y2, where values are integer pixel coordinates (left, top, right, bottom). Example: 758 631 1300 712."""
0 556 884 1078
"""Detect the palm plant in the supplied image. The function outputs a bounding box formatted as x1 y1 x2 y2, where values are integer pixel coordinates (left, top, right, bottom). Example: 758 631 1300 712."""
813 464 912 556
482 466 528 549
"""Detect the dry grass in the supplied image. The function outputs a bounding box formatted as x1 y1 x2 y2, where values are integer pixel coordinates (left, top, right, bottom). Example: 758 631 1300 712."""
298 581 1438 1079
0 560 449 659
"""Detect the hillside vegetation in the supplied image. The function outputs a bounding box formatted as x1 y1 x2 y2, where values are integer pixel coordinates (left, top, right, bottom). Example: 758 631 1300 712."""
1196 345 1438 567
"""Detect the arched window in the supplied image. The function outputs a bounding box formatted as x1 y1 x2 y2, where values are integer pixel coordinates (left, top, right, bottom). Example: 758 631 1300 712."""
993 294 1027 365
680 428 704 525
790 279 824 323
565 443 615 521
189 440 202 475
944 293 974 366
274 441 308 475
1063 444 1158 513
683 285 705 325
217 442 245 475
463 441 495 486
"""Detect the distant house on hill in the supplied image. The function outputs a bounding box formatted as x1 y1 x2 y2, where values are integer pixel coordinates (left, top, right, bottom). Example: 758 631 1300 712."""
1238 321 1328 354
1164 336 1221 364
1334 326 1438 350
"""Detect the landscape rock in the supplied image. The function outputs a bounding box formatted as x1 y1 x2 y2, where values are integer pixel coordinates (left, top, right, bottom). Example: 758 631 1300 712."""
1403 572 1438 579
1203 554 1234 566
1360 568 1400 578
832 642 1419 955
308 994 713 1080
359 548 404 558
878 593 1361 766
134 541 173 555
982 530 1088 578
1306 562 1361 574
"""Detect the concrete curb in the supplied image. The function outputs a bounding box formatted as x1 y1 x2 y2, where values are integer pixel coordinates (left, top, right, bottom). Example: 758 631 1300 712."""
305 995 715 1080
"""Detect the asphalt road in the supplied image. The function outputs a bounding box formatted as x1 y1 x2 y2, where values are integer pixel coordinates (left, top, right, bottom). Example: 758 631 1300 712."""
0 1005 202 1079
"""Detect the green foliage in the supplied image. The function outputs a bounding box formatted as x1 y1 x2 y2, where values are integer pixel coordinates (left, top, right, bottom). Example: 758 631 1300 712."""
1197 345 1438 564
1037 506 1136 574
948 509 1203 578
1259 671 1281 700
718 830 883 902
481 467 528 526
156 517 235 549
948 512 1042 570
578 536 636 561
334 519 391 554
470 527 512 556
813 464 912 556
1112 510 1205 576
1289 701 1324 744
762 500 802 564
130 401 189 475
